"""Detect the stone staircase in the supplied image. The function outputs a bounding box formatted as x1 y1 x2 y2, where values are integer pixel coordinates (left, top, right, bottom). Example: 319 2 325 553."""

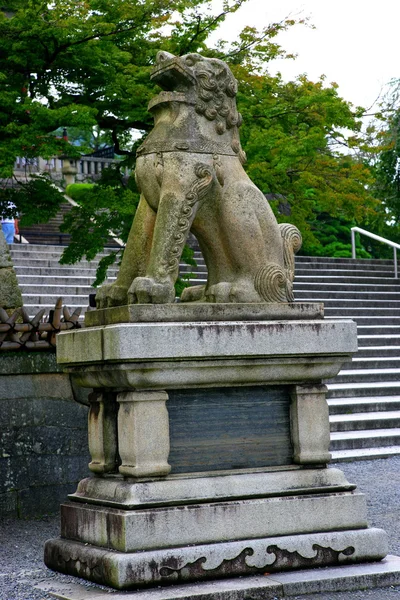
183 252 400 462
9 244 400 462
9 244 118 316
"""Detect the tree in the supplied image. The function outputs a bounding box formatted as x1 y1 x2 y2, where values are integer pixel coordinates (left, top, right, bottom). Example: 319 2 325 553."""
0 1 383 278
231 63 379 255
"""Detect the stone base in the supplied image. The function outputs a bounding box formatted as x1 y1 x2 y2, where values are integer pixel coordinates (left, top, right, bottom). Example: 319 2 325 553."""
37 555 400 599
59 491 369 552
84 302 324 327
69 467 356 509
44 528 388 590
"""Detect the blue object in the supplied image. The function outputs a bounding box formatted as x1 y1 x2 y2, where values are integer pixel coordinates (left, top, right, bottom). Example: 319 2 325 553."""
2 222 15 243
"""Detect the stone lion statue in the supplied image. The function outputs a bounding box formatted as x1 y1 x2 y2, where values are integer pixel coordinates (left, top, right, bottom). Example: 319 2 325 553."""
96 51 301 307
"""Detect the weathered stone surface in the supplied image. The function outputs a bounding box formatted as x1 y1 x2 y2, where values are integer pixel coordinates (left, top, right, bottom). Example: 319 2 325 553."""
0 351 62 375
96 52 302 307
167 386 292 472
60 492 368 552
0 489 18 516
117 391 171 478
87 392 119 475
44 528 388 589
0 372 75 400
0 228 14 268
57 319 358 365
35 555 400 598
290 384 331 465
85 302 324 327
0 353 90 517
0 267 22 308
67 355 350 392
70 468 355 509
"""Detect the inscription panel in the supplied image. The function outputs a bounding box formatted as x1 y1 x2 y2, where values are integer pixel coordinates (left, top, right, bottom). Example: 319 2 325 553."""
167 386 292 473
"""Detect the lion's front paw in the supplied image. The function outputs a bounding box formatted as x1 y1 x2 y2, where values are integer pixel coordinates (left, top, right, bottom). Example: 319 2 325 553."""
128 277 175 304
95 283 128 309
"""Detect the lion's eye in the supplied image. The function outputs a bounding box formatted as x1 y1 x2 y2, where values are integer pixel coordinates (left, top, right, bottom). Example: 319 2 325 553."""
185 56 195 66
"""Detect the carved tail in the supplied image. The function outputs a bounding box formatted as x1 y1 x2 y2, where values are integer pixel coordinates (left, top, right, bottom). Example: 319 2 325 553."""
254 224 302 303
279 223 302 302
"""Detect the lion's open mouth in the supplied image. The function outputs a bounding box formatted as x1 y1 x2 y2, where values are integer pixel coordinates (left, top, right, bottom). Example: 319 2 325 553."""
151 53 195 90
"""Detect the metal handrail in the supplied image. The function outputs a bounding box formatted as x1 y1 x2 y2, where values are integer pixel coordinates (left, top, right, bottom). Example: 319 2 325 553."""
351 226 400 278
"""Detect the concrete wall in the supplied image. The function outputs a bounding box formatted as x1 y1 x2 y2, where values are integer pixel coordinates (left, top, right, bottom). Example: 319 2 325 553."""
0 352 90 518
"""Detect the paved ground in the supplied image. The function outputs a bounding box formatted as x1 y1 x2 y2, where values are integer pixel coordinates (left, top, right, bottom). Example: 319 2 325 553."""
1 457 400 600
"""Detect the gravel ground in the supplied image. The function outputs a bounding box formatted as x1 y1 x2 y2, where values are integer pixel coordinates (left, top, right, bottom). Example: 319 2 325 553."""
1 457 400 600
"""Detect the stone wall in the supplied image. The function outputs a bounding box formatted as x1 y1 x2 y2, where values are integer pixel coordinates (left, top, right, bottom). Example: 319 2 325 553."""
0 352 90 517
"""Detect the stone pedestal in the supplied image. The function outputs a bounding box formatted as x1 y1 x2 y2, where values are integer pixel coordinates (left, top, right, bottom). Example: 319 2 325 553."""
44 303 388 590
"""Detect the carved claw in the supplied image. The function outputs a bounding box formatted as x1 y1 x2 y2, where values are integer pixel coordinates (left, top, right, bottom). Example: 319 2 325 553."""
95 283 128 309
128 277 175 304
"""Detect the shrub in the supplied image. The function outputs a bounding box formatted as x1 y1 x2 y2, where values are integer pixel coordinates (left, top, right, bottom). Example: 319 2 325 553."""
65 183 95 203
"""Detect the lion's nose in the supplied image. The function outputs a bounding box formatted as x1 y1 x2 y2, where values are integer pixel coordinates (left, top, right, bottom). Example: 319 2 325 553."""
156 51 175 64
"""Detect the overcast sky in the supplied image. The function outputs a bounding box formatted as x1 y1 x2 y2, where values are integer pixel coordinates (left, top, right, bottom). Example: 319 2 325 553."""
210 0 399 111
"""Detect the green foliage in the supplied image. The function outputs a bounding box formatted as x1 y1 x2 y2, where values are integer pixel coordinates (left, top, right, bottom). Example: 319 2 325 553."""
232 67 379 253
0 175 64 225
65 183 95 203
0 0 390 276
300 213 371 258
60 166 139 282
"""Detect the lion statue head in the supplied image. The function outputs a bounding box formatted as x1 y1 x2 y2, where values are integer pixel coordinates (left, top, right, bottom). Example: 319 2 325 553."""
151 51 246 163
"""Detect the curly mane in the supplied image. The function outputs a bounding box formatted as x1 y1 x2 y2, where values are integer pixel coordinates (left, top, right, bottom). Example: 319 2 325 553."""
193 59 244 146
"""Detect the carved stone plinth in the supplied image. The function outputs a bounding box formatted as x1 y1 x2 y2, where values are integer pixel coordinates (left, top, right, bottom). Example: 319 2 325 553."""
44 305 388 589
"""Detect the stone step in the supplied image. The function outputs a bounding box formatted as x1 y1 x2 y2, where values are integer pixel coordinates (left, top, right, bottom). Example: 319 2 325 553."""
295 268 395 277
294 256 398 265
332 367 400 384
10 243 68 251
327 381 400 398
329 410 400 431
328 395 400 415
20 285 95 295
330 428 400 450
9 249 115 261
299 298 400 307
357 335 400 347
357 325 400 335
295 289 400 298
17 275 116 285
11 258 110 268
295 275 400 285
342 317 400 325
179 265 208 273
343 356 400 370
22 304 88 317
331 446 400 461
357 346 400 357
324 307 400 316
13 266 118 277
22 294 89 305
294 282 400 292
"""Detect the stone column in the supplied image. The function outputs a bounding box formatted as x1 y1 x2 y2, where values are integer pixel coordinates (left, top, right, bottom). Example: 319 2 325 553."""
82 160 89 175
117 390 171 477
88 391 119 474
290 383 331 465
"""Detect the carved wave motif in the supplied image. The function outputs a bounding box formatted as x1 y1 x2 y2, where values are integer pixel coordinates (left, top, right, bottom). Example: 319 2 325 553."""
254 263 288 302
158 542 355 579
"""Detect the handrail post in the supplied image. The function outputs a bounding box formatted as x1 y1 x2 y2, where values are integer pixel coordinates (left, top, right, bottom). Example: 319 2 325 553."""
395 247 398 278
351 229 356 259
